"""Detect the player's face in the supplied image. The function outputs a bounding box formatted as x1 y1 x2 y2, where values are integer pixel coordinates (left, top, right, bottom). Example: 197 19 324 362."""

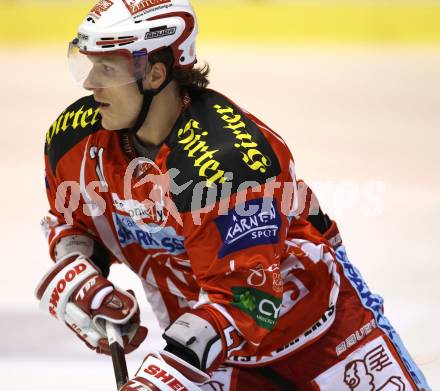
92 81 143 130
83 55 144 130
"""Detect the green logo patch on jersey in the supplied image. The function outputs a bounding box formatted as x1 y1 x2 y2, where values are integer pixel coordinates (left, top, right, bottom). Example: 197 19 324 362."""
231 286 282 330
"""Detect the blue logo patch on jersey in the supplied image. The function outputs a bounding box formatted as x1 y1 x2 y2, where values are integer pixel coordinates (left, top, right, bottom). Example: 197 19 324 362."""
215 198 281 258
112 213 185 255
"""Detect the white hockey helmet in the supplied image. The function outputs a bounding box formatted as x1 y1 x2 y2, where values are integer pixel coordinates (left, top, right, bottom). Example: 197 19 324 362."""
68 0 198 88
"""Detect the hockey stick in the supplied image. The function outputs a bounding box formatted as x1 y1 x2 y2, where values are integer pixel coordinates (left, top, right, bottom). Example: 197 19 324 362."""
106 321 129 390
105 322 293 391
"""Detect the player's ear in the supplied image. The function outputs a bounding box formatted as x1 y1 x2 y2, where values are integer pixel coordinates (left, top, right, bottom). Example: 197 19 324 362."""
143 62 167 90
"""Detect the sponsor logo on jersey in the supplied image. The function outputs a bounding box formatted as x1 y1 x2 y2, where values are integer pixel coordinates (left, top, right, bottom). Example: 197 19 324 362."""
89 0 114 18
145 26 176 40
213 104 272 174
46 105 101 146
112 193 167 224
122 0 171 16
177 119 228 187
113 213 185 255
215 198 281 257
247 263 283 293
231 286 281 330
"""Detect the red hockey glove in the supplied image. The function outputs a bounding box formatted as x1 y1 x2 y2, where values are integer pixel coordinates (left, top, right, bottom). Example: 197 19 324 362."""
35 256 147 355
121 351 209 391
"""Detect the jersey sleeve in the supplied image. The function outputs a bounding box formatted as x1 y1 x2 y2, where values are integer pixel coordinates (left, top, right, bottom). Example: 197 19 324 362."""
42 151 97 261
41 96 113 274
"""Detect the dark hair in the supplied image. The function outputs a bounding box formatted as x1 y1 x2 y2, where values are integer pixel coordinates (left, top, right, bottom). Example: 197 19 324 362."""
149 47 210 90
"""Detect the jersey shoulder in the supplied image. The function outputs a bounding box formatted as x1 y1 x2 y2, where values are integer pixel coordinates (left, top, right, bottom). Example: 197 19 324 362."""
166 89 282 212
45 95 102 175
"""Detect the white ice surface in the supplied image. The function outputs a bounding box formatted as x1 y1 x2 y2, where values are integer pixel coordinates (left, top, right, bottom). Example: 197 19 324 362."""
0 45 439 389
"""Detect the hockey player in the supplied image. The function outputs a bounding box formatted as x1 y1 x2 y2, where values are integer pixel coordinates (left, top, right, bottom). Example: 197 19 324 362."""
35 1 430 390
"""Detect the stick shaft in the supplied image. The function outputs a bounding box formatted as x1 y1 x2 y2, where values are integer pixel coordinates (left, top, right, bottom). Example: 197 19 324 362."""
106 322 129 390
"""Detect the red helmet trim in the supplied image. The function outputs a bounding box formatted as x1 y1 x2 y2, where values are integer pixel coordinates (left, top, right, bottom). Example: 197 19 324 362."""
147 11 196 69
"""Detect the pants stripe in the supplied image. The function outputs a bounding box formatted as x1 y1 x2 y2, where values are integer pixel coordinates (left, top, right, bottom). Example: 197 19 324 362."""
334 245 431 391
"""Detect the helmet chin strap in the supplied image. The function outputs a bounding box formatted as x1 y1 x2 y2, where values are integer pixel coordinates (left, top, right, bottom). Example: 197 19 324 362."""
127 74 173 136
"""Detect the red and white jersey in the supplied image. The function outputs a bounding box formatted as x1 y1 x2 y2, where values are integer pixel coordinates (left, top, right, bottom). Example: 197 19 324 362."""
42 88 340 366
